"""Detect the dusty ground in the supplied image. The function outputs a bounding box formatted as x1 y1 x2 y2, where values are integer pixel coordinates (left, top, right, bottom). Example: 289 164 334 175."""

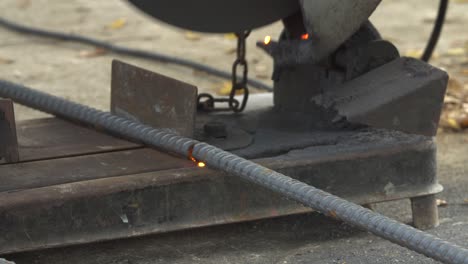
0 0 468 263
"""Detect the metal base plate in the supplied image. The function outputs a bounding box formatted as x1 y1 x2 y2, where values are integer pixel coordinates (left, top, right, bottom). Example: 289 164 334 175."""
0 93 441 254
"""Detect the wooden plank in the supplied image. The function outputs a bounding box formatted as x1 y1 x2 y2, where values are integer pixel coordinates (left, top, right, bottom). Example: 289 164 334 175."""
0 148 193 192
15 118 140 162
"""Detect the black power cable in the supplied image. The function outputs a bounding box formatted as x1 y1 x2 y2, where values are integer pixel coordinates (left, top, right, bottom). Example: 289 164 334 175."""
421 0 449 62
0 17 273 92
0 0 447 85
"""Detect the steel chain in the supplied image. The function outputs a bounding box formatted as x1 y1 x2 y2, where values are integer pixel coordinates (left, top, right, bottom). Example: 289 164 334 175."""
197 31 250 112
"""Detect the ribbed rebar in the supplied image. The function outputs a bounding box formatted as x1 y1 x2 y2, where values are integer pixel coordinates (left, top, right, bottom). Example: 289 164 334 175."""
0 79 467 264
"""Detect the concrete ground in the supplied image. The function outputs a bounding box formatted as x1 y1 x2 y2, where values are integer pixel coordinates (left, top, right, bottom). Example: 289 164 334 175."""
0 0 467 263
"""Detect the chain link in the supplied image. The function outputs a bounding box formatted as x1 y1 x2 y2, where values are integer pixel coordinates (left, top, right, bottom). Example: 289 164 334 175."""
197 31 251 112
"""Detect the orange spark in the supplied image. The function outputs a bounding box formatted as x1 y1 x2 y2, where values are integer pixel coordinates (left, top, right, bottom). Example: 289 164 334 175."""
197 162 206 168
264 35 271 45
301 33 309 40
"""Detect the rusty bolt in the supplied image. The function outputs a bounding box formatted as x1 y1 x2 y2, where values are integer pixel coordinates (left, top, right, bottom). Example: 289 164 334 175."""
204 121 227 138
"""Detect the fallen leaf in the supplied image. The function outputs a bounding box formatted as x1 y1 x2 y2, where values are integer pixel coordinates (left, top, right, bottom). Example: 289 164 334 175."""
446 118 461 130
184 31 201 41
461 69 468 76
405 49 423 58
406 49 440 59
78 48 107 58
0 57 14 64
436 199 448 207
214 81 244 96
223 33 237 40
216 81 234 96
108 18 127 30
464 198 468 204
328 210 337 218
446 48 465 56
459 117 468 129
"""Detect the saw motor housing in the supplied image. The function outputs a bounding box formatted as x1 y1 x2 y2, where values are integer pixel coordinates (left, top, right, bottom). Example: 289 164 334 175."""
128 0 447 137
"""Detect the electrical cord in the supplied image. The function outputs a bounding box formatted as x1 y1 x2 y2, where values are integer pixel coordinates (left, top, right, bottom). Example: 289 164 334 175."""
421 0 449 62
0 0 448 86
0 17 273 92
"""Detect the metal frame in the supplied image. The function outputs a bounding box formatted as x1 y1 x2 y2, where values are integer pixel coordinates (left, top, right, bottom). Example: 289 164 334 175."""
0 99 19 163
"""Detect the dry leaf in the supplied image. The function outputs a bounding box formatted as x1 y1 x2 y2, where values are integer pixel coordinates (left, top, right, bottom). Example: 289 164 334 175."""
446 118 461 130
442 77 468 133
215 82 244 96
461 69 468 76
216 81 234 96
78 48 107 58
223 33 237 40
464 198 468 204
184 31 201 41
446 48 465 56
436 199 448 207
405 49 439 59
459 117 468 129
108 18 127 30
0 57 14 64
405 49 423 58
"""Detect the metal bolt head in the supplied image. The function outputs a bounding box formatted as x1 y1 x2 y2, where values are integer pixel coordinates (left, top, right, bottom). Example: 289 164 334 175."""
204 121 227 138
